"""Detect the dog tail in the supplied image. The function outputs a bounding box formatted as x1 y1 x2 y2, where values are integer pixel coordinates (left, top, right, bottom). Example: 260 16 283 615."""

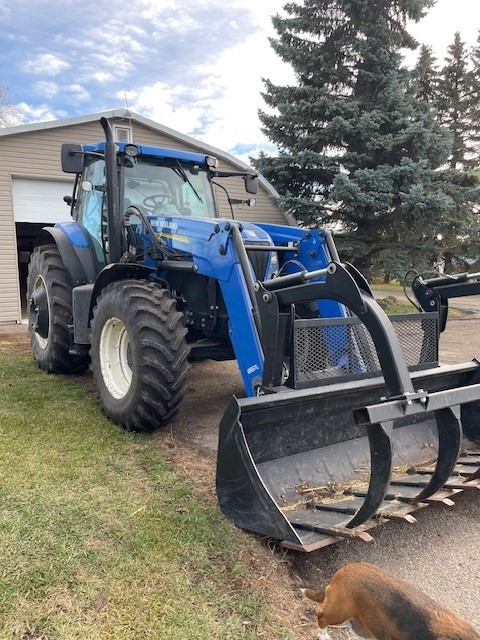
300 587 325 603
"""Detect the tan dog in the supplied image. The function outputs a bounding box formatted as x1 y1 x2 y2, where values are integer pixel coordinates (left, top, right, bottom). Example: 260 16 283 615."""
301 562 479 640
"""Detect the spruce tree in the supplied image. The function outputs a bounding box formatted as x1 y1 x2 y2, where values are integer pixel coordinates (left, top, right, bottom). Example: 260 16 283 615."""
254 0 459 280
467 30 480 168
437 32 473 169
411 44 439 105
412 34 480 270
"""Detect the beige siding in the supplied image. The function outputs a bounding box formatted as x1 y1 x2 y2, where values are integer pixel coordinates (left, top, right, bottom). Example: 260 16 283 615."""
0 173 21 322
211 172 282 224
0 117 288 322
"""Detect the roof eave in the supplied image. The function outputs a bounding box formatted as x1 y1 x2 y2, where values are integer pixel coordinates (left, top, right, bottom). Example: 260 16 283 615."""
0 108 282 200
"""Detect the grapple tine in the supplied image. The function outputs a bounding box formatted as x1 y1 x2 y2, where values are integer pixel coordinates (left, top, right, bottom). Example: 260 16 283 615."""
413 407 462 502
346 422 392 528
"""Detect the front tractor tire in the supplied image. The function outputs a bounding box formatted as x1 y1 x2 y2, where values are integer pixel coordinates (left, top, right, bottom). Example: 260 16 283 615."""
90 279 190 432
27 244 90 374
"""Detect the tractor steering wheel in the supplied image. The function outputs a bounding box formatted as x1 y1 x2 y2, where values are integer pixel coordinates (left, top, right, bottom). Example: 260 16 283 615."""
143 193 174 209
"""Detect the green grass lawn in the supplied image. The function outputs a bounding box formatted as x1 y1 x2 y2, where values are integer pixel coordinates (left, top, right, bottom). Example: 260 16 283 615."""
0 335 295 640
376 295 416 315
371 282 404 293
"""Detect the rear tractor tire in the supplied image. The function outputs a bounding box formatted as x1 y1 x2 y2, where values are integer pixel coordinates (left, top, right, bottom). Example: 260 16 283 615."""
90 279 190 432
27 244 90 374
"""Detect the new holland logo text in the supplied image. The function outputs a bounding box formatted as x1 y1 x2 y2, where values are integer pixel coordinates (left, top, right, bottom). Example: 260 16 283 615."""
149 219 178 232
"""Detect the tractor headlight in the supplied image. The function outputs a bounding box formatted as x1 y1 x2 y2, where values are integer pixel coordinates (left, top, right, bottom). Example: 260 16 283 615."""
205 155 218 168
125 144 139 157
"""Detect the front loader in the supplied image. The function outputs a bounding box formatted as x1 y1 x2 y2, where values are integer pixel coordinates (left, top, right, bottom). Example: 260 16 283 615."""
27 118 480 552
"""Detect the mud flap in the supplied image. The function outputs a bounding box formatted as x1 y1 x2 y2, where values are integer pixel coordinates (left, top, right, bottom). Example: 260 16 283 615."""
216 363 480 551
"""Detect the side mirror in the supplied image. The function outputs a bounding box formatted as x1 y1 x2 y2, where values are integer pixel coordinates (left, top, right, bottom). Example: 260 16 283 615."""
61 143 85 174
244 173 258 195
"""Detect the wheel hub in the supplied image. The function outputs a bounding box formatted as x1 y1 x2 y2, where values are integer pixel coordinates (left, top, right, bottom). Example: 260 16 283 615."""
30 275 50 348
99 317 132 399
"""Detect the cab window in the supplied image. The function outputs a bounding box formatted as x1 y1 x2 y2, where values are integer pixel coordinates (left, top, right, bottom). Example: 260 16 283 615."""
75 157 107 262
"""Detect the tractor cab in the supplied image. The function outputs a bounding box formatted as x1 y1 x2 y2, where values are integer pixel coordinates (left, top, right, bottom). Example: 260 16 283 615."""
62 142 220 266
61 138 258 268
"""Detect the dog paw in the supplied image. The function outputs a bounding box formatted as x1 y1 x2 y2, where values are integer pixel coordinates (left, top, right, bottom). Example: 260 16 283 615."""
316 630 330 640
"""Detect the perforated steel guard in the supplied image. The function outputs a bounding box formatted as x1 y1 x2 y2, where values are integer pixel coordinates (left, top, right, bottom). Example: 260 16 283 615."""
292 312 438 388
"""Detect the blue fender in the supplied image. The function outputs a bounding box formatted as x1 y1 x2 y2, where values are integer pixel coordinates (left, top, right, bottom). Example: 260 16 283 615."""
35 222 98 286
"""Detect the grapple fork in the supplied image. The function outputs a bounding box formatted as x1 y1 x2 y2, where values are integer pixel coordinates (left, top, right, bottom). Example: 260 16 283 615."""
216 262 480 551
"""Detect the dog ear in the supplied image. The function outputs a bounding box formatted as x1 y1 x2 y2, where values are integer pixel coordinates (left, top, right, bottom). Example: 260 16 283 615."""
300 588 325 603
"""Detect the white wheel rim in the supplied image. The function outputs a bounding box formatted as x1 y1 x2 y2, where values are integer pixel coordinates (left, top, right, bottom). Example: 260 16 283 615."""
32 274 49 350
99 317 132 399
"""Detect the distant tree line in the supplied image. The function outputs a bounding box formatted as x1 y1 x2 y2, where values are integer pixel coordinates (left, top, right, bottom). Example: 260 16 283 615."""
253 0 480 282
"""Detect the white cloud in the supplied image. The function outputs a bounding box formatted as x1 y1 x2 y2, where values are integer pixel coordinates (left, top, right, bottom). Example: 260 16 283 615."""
149 13 198 36
33 80 58 99
92 71 113 83
6 33 28 42
67 84 90 101
191 30 294 153
23 52 70 76
15 102 67 123
117 7 292 157
86 22 147 56
10 0 480 162
89 51 134 80
410 0 480 57
0 0 10 17
138 0 177 13
121 82 206 134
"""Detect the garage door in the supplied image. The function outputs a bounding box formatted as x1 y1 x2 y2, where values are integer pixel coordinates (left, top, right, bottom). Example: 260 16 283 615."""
12 178 74 223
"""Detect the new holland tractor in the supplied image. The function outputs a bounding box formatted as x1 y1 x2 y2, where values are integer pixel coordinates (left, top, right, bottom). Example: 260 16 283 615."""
27 118 480 552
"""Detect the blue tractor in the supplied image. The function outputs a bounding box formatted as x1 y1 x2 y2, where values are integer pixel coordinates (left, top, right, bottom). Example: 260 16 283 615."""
27 118 480 552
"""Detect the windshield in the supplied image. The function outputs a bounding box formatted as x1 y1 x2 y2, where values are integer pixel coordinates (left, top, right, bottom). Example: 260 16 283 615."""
123 156 216 218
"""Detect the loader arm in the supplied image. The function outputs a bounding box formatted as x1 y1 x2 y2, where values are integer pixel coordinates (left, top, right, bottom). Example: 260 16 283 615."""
148 216 368 397
413 270 480 332
148 216 354 396
147 215 268 395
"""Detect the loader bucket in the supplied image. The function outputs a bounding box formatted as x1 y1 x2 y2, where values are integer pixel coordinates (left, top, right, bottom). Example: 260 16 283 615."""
216 306 480 552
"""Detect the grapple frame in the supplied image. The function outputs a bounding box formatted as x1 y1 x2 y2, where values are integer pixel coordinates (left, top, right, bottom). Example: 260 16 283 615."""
216 261 480 551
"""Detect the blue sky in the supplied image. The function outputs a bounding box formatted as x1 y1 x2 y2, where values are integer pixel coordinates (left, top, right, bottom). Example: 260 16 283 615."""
1 0 480 163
